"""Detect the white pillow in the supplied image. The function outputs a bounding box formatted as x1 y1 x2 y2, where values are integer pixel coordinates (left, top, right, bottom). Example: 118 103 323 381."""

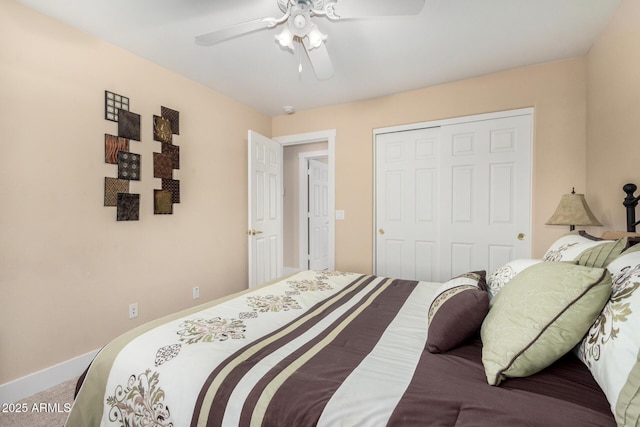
487 259 542 300
543 231 607 262
577 245 640 426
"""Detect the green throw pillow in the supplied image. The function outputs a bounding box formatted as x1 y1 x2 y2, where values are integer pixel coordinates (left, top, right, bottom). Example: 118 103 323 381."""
480 262 612 386
575 238 627 268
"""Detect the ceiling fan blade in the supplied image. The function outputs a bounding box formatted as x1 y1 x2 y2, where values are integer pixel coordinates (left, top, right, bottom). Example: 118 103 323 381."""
332 0 425 18
303 39 334 80
195 18 274 46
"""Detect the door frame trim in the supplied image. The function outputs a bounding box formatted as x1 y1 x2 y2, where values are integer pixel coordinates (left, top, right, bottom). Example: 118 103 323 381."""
372 108 534 275
275 130 336 271
374 107 534 136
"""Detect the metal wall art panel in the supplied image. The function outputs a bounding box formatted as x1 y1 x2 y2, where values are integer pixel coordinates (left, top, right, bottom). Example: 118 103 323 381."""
162 178 180 204
161 143 180 170
104 177 130 206
105 134 129 164
153 115 173 144
118 110 141 141
161 106 180 135
105 90 130 122
153 152 173 179
117 193 140 221
118 152 141 181
154 189 173 214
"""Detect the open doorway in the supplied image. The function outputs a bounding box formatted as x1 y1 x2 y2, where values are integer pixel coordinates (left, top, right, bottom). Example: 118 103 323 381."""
275 130 335 275
282 143 328 272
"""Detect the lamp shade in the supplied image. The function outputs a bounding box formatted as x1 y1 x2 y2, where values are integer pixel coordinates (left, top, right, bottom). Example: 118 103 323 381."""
546 192 602 228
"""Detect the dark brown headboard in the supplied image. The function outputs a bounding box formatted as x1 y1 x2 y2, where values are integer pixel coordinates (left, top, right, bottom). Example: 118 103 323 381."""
623 183 640 232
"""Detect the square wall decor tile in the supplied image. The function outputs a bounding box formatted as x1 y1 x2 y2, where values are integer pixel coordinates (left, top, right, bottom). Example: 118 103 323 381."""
162 179 180 203
104 177 130 206
117 193 139 221
154 189 173 214
161 106 180 135
105 134 129 164
153 115 173 144
118 110 141 141
105 90 129 122
118 151 141 181
153 152 173 179
162 143 180 169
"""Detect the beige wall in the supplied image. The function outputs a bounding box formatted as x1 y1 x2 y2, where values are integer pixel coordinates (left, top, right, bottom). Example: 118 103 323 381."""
273 59 590 274
283 142 328 268
0 1 270 384
587 0 640 230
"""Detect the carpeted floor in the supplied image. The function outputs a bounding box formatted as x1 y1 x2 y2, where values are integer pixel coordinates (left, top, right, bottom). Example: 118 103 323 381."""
0 377 77 427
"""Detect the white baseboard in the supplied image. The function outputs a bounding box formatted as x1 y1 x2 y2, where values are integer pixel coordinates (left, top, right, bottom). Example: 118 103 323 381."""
0 349 98 404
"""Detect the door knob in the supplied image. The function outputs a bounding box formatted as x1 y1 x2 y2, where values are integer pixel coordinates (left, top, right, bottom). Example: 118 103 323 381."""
379 229 385 235
247 229 264 236
517 233 526 240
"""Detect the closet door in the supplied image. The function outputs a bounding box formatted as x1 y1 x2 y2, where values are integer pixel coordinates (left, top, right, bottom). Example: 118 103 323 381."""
438 114 532 279
375 127 441 281
374 111 532 282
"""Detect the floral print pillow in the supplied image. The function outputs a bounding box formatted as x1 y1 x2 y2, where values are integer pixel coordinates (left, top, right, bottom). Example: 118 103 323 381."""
577 247 640 426
542 231 608 262
487 259 542 300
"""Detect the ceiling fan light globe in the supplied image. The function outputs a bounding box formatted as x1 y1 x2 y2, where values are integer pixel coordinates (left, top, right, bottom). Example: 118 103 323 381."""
306 24 327 49
275 27 295 50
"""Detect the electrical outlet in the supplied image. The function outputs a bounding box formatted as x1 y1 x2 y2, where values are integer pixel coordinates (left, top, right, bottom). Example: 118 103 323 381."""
193 286 200 299
128 302 138 319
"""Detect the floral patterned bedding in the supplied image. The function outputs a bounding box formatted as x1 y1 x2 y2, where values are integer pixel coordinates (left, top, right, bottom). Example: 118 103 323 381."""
64 270 614 427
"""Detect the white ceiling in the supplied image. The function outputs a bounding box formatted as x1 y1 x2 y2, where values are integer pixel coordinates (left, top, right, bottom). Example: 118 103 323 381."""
17 0 621 117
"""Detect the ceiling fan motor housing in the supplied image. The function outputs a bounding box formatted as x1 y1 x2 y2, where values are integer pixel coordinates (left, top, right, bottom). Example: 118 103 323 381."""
290 3 312 37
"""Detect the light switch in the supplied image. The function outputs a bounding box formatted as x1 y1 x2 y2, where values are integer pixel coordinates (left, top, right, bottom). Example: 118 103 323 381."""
335 210 345 220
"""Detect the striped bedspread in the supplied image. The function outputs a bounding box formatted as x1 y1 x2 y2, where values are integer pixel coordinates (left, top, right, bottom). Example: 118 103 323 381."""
65 271 441 427
66 270 615 426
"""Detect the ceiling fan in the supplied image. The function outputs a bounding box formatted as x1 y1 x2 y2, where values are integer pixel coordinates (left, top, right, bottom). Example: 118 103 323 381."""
195 0 425 80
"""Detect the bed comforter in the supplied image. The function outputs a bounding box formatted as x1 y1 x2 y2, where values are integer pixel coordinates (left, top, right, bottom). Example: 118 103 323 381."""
65 270 615 426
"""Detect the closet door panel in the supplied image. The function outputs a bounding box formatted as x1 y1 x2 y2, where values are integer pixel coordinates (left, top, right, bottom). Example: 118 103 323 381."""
375 110 532 282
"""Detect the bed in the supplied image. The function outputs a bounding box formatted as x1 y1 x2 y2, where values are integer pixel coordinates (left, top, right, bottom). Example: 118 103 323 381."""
65 186 640 427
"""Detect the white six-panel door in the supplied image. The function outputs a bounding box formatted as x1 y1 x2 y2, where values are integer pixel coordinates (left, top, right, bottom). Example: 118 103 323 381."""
308 159 329 270
375 127 441 281
375 111 532 282
438 114 532 279
248 130 283 288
